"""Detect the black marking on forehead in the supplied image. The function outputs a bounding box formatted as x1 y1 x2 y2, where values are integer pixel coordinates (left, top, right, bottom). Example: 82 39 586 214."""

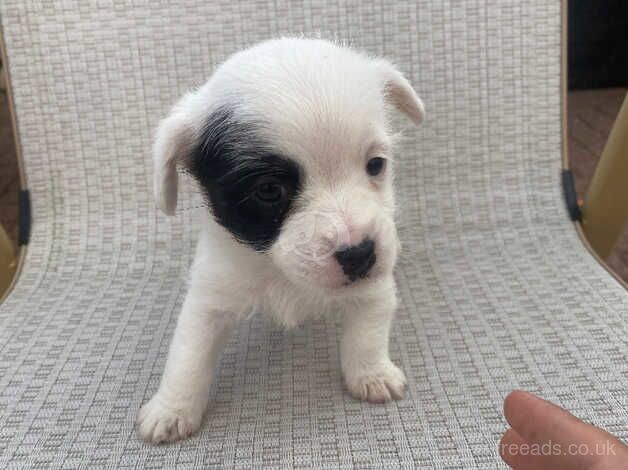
188 106 301 251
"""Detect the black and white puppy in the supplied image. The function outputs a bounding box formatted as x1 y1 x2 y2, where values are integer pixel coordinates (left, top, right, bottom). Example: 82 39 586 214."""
137 38 424 443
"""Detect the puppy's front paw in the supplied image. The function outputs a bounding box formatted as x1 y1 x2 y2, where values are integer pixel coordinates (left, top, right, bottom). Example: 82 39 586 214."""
344 360 406 404
136 393 202 444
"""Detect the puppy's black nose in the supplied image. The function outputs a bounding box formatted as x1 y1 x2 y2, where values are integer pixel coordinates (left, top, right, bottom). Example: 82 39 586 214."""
334 238 376 281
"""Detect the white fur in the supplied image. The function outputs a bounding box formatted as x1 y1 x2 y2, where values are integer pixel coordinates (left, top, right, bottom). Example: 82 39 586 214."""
138 38 424 444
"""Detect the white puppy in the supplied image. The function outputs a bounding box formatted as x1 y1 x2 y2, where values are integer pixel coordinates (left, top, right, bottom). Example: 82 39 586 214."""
137 37 424 444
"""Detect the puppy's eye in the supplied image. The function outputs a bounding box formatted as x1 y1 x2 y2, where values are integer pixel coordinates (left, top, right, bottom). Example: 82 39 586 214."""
366 157 386 176
253 178 285 205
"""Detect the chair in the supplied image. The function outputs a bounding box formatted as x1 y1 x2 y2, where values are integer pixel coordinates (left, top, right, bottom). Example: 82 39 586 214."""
0 1 626 468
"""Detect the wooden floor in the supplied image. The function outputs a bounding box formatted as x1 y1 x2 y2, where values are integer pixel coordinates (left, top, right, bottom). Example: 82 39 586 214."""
568 88 626 197
0 75 627 282
568 88 628 282
0 65 19 247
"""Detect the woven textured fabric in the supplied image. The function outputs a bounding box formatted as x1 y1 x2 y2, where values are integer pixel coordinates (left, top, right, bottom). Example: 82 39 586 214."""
1 1 626 468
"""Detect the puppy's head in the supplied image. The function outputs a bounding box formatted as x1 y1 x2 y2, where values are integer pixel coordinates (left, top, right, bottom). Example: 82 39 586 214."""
154 38 424 292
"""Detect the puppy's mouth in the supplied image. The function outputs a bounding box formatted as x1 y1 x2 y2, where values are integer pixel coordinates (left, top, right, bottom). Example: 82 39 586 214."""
292 264 380 292
338 265 385 290
341 274 372 288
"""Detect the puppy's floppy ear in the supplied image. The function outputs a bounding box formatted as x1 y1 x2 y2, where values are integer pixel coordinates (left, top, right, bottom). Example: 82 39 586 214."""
375 60 425 126
153 111 195 215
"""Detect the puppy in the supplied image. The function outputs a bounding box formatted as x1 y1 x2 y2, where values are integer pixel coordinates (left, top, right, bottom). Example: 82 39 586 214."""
137 37 424 444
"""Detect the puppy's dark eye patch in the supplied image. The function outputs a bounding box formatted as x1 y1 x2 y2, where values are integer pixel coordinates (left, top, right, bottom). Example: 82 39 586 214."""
188 106 301 251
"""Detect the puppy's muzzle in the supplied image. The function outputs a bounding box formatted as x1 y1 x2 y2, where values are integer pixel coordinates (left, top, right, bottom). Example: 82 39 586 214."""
334 238 376 282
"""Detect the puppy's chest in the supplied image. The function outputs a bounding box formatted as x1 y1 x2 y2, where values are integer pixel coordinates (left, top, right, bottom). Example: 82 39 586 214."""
259 280 338 329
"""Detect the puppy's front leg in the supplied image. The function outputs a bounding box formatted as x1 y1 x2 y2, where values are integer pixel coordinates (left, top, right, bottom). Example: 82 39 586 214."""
136 286 237 444
341 283 406 403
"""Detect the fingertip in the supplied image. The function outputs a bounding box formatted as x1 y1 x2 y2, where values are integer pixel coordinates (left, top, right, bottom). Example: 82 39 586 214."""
503 390 531 425
498 428 529 469
504 389 532 405
499 427 520 452
500 427 560 470
503 389 600 452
